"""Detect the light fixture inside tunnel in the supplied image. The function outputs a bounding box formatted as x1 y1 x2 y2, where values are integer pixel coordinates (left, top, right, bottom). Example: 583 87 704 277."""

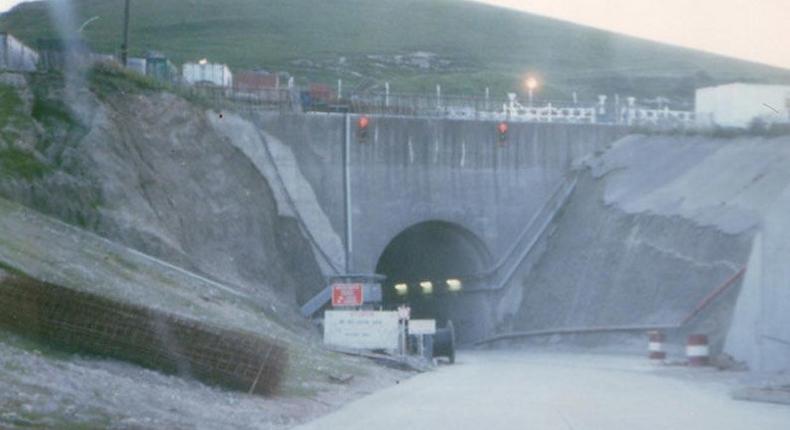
419 281 433 295
394 283 408 296
446 279 462 292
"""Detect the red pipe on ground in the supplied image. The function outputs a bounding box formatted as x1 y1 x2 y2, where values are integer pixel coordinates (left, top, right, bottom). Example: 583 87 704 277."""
474 266 748 346
679 266 747 326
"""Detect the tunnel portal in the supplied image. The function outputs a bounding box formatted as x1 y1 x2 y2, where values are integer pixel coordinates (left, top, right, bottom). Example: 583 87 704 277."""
375 221 491 334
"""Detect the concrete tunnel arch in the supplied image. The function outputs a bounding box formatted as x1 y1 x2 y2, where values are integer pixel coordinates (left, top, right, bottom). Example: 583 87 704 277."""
374 220 492 334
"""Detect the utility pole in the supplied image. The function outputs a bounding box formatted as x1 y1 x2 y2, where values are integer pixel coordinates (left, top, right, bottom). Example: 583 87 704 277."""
121 0 131 66
343 114 352 273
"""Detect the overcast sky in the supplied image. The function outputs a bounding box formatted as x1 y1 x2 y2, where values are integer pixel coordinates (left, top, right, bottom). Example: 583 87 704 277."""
476 0 790 69
1 0 788 70
0 0 22 14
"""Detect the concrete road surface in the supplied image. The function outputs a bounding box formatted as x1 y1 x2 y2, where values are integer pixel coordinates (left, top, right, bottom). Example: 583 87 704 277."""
294 350 790 430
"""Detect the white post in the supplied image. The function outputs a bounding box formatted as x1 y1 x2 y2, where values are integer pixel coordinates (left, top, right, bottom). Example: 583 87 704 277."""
597 94 607 115
436 84 441 108
337 79 342 99
385 81 390 108
343 114 352 272
507 93 517 120
485 87 490 110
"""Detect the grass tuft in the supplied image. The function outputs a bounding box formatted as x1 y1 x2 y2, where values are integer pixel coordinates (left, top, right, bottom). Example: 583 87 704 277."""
0 147 50 180
88 62 165 98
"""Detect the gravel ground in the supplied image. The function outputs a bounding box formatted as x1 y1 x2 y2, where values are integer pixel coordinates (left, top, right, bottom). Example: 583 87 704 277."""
0 330 411 430
0 196 414 429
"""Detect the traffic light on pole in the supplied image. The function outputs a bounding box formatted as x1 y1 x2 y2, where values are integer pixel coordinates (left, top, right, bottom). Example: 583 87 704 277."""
357 115 370 143
497 121 508 145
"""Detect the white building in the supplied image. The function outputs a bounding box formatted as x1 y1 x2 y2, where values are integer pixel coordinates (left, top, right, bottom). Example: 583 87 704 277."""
696 83 790 128
0 32 39 72
182 59 232 87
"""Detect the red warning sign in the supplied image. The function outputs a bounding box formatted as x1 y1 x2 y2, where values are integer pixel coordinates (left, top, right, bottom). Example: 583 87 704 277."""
331 283 364 307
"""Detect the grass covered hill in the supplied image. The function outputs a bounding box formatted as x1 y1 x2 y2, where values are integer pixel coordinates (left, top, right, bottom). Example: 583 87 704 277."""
2 0 790 101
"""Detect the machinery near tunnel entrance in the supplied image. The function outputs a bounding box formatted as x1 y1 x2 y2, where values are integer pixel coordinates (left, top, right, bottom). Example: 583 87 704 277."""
317 272 457 365
302 219 495 348
374 221 493 344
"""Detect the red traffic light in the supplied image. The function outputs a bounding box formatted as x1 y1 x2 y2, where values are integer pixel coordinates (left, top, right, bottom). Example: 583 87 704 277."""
358 116 370 129
497 121 509 145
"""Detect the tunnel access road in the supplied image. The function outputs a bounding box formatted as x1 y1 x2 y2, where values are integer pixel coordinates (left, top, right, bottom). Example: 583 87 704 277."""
293 350 790 430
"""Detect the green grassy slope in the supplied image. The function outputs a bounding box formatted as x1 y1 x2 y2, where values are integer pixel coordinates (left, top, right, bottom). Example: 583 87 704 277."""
2 0 789 101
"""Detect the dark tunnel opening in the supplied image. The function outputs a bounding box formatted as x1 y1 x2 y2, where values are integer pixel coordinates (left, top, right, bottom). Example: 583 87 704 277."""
375 221 491 338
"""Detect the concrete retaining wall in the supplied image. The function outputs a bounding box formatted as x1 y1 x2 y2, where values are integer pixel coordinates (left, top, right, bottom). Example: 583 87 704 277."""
508 171 751 353
726 188 790 372
497 133 790 370
254 112 626 275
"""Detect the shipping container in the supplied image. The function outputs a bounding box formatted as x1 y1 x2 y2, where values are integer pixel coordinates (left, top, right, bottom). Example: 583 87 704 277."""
145 52 178 83
35 38 104 70
182 60 232 87
1 32 39 71
309 83 335 103
233 70 279 92
696 83 790 128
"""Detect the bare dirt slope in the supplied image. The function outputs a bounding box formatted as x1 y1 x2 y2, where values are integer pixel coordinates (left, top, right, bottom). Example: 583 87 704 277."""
1 70 326 324
0 69 412 428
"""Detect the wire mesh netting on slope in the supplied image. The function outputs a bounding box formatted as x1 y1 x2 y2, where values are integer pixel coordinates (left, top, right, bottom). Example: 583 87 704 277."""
0 273 287 396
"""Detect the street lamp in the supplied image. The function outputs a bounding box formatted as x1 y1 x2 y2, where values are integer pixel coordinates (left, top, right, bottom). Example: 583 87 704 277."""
121 0 131 66
525 76 539 106
77 16 100 34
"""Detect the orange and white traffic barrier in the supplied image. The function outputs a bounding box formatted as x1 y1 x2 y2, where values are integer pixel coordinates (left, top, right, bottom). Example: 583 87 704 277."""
686 334 710 366
648 331 666 360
